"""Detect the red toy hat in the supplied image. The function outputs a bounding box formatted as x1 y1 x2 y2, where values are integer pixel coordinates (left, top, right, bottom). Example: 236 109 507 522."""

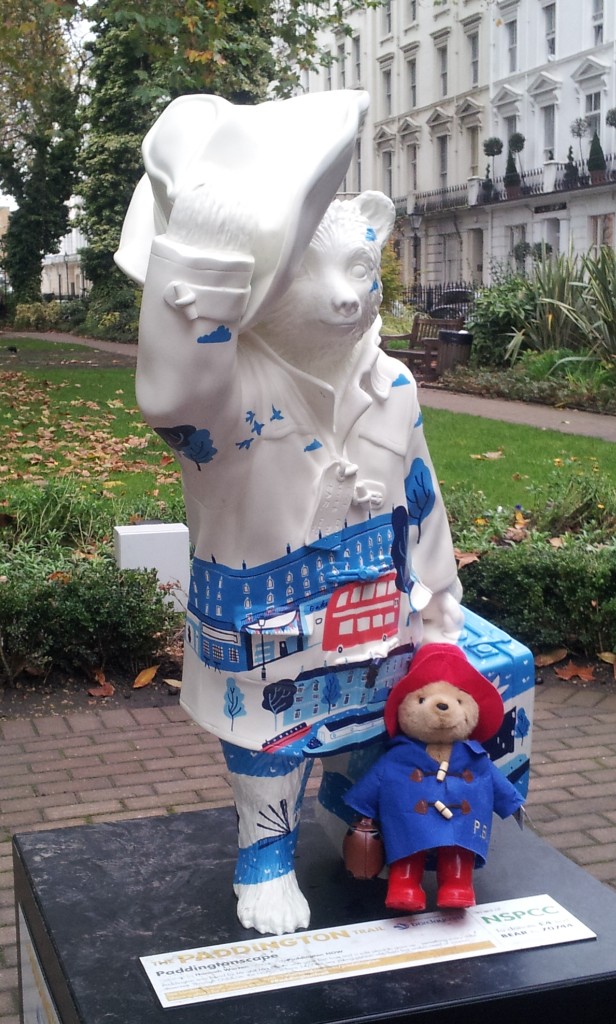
384 643 504 744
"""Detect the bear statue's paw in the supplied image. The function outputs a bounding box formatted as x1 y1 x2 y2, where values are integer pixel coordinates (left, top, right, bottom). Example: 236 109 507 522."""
234 873 310 935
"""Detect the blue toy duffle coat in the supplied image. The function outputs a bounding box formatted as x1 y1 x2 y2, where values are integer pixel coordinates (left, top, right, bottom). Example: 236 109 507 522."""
345 735 524 867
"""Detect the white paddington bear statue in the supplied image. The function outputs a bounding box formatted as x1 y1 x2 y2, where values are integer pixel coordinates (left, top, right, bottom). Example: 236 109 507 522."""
116 89 464 935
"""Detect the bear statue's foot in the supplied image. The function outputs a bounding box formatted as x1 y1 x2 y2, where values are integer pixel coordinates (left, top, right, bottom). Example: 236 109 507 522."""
234 872 311 935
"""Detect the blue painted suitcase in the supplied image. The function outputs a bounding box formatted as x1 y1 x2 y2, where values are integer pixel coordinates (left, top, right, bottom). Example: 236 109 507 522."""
459 606 535 799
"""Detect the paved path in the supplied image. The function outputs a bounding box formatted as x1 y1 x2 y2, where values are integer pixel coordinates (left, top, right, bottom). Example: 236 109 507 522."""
1 680 616 1021
4 329 616 440
1 330 615 1020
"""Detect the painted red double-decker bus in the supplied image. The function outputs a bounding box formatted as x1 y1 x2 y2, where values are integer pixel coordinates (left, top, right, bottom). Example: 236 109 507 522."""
322 571 400 652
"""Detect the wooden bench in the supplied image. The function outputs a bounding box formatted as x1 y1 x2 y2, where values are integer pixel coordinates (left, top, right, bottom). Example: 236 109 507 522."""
381 316 464 379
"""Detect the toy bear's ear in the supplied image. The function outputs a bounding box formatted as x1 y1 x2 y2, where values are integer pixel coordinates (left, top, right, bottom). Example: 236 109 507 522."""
352 191 396 248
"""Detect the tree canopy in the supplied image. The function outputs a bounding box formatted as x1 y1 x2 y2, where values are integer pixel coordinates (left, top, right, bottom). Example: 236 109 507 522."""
2 0 376 305
0 1 79 301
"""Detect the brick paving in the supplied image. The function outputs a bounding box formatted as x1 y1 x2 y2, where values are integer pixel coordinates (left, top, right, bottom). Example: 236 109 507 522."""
1 680 616 1020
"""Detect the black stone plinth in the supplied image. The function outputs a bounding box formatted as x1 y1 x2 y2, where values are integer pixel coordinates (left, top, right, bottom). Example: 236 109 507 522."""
13 803 616 1024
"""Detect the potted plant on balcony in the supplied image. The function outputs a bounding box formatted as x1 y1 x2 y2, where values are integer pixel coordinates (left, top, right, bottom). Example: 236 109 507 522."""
483 137 503 180
587 131 606 184
570 117 590 165
504 149 521 198
606 109 616 130
562 145 579 189
480 164 493 201
508 132 526 187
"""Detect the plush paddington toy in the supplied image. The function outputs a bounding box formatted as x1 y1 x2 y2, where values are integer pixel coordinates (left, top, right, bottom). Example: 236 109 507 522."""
344 643 524 912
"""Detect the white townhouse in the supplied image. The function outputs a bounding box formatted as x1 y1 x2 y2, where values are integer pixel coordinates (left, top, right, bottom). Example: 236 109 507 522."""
305 0 616 287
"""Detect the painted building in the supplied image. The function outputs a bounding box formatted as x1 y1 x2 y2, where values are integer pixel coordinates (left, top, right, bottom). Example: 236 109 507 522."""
306 0 616 285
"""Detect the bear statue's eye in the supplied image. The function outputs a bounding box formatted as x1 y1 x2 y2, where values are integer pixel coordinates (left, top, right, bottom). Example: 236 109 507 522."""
349 262 369 280
418 697 425 704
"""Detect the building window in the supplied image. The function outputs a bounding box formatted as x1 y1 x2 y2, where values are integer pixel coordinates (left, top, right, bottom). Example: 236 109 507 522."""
406 142 418 191
592 0 604 45
586 92 601 135
506 20 517 73
504 114 518 144
352 36 361 85
544 4 556 57
382 0 392 35
408 0 417 22
407 57 417 108
509 223 526 252
437 135 448 187
382 67 392 117
543 104 555 157
589 213 614 253
337 42 346 88
326 57 332 91
468 126 479 177
469 32 479 87
438 45 448 97
382 150 393 196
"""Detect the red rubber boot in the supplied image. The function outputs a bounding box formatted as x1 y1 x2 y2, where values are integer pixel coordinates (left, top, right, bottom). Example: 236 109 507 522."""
436 846 476 908
386 852 427 912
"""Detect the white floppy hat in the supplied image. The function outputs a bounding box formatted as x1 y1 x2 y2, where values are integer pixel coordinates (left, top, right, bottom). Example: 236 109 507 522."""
114 90 369 329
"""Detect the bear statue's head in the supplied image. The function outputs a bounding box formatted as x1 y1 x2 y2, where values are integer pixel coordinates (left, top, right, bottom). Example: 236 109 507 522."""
259 191 395 380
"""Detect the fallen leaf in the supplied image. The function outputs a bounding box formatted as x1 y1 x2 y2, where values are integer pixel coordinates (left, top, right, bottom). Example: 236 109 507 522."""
554 662 595 682
503 525 528 544
47 570 72 584
133 664 159 689
534 648 568 668
88 679 116 698
598 652 616 665
163 678 182 689
548 537 565 548
454 549 480 569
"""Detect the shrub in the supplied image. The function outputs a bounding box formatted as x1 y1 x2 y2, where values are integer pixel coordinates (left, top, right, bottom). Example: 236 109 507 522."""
14 302 62 331
467 276 534 367
506 251 589 361
83 273 141 342
459 542 616 656
0 547 177 684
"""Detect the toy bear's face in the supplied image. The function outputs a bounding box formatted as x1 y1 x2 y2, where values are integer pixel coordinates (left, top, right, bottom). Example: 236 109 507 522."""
397 681 480 745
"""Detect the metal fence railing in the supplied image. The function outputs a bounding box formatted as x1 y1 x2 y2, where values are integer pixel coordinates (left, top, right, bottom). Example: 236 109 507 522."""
399 281 476 320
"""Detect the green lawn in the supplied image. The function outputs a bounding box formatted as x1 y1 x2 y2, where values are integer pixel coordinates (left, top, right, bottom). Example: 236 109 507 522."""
1 341 177 504
2 337 614 514
423 407 615 509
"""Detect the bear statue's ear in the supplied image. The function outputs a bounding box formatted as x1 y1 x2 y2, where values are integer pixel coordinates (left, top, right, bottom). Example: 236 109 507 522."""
353 191 396 248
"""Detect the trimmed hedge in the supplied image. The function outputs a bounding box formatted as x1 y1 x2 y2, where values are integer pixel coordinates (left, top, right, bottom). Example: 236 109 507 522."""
459 542 616 655
0 551 177 684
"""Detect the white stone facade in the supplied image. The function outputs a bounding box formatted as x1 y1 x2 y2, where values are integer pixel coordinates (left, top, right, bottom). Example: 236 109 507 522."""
305 0 616 286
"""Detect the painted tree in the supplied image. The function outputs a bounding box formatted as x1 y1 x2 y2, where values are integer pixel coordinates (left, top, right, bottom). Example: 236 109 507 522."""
405 458 436 543
262 680 297 731
224 677 247 731
0 0 79 302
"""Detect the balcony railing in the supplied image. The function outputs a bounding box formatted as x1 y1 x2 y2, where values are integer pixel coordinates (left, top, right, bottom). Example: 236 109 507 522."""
412 153 616 215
